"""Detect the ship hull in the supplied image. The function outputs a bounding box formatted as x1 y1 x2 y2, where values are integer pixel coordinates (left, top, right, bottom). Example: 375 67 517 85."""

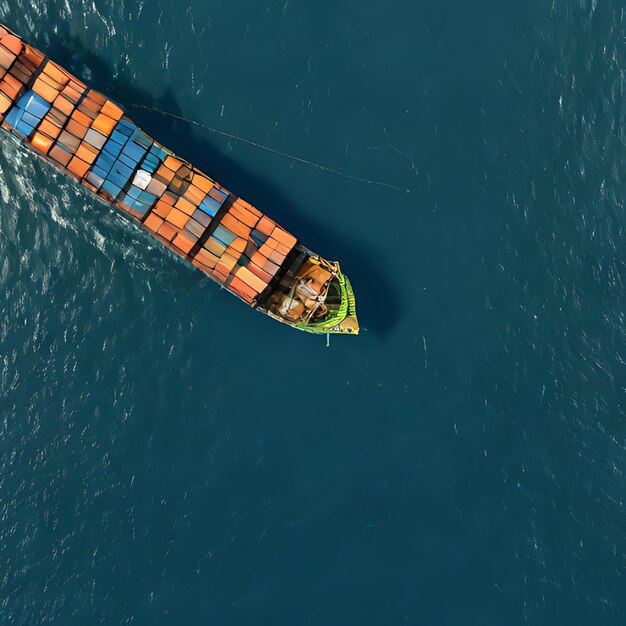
0 24 358 335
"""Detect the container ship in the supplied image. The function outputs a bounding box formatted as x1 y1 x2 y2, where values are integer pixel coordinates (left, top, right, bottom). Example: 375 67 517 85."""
0 23 358 335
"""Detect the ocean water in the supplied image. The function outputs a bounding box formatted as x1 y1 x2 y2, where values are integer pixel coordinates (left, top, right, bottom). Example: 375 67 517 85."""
0 1 624 624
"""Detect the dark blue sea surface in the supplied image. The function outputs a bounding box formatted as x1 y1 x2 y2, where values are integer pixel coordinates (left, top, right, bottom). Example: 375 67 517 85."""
1 1 624 624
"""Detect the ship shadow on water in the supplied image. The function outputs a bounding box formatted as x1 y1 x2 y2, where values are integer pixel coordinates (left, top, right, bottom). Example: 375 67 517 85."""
41 34 404 339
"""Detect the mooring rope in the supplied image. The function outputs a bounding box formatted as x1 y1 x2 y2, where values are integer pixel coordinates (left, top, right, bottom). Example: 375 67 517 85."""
128 104 410 194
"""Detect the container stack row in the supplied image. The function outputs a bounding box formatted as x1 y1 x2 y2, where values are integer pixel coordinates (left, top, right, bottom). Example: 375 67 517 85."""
192 200 297 303
141 155 230 260
0 27 46 123
0 24 299 307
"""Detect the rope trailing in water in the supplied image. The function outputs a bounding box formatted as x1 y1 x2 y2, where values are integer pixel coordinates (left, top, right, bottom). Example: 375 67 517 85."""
128 104 410 194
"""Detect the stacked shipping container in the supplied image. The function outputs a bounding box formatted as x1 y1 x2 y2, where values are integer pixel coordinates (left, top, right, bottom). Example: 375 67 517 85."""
0 24 298 306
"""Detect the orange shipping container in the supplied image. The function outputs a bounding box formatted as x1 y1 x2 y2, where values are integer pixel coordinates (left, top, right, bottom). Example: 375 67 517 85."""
256 216 275 236
219 252 239 273
144 214 164 233
71 109 92 127
173 233 195 254
39 119 61 139
272 227 297 248
92 113 116 136
195 248 219 269
153 200 172 219
230 237 247 254
235 266 267 293
184 184 204 205
248 263 274 284
63 85 83 103
164 155 183 171
231 203 259 228
1 34 22 55
157 222 178 242
229 276 256 303
88 90 107 106
166 208 189 229
32 77 58 102
43 61 68 84
0 92 11 114
192 173 213 193
54 95 74 115
237 198 262 217
75 143 98 164
30 132 53 154
175 196 196 216
101 100 124 120
67 157 90 178
31 133 54 154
